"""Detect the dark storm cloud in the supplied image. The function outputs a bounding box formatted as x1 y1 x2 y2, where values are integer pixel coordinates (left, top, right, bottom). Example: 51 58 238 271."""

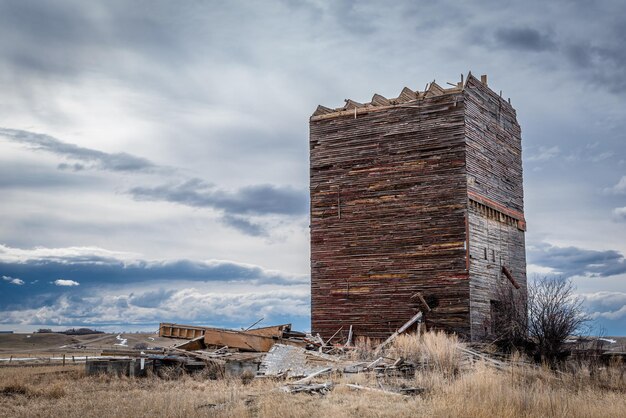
561 22 626 92
494 27 556 51
0 128 157 172
129 179 307 216
528 243 626 278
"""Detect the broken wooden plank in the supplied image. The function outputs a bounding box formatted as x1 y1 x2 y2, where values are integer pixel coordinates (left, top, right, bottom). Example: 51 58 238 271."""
174 335 206 351
366 357 384 369
375 311 423 353
324 326 343 346
291 367 333 384
345 384 404 396
346 325 353 347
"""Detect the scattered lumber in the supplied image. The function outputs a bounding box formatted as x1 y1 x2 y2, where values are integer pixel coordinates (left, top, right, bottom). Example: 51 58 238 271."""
458 347 507 370
161 322 308 353
165 347 226 365
280 382 334 394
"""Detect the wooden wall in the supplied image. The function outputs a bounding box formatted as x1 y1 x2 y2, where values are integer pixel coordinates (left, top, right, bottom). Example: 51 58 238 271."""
310 93 471 340
463 76 527 341
309 74 526 342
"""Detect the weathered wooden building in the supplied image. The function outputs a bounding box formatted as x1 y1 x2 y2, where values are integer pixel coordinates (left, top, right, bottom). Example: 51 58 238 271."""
309 73 526 341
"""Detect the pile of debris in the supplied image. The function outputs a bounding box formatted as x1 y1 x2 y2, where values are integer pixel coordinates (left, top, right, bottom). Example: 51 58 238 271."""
155 318 429 395
86 312 515 396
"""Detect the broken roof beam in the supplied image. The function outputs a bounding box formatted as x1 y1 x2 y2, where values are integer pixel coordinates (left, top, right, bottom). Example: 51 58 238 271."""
424 81 446 98
312 105 334 117
342 99 364 110
370 93 390 107
395 87 417 103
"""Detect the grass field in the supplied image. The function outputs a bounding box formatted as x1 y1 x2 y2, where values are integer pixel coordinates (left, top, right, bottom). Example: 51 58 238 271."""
1 332 625 417
0 332 185 359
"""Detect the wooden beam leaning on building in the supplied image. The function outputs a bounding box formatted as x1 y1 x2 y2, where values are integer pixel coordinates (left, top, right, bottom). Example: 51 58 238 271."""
374 311 423 354
501 266 521 289
410 292 432 312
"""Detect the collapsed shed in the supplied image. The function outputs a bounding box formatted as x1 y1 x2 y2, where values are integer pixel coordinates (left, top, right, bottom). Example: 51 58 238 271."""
309 73 527 341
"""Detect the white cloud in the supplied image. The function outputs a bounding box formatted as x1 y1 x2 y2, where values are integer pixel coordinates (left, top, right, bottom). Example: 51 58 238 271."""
0 243 139 264
528 146 560 162
2 275 24 285
613 207 626 221
604 175 626 194
54 279 80 286
581 291 626 321
0 285 310 329
591 152 613 163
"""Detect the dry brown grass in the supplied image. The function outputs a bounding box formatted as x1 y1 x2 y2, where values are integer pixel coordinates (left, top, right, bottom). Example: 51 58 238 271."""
0 331 624 418
389 331 463 376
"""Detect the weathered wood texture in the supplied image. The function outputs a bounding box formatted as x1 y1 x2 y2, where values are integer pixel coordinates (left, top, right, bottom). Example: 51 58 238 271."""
309 74 526 341
464 77 527 341
310 90 470 340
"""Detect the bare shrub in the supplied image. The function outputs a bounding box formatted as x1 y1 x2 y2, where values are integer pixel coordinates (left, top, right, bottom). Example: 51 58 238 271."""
492 283 528 349
528 276 590 364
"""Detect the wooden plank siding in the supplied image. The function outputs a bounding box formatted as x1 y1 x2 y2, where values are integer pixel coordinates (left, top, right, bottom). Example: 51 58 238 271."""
464 76 527 341
309 74 526 342
310 91 470 340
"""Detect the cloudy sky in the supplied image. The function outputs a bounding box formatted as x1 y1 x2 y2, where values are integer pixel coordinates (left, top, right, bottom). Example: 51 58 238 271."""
1 0 625 335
